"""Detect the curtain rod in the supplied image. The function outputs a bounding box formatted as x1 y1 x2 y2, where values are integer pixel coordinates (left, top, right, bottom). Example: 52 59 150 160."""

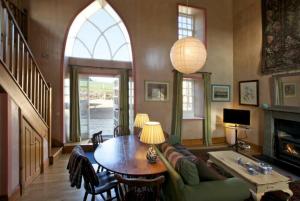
71 65 132 71
172 69 212 75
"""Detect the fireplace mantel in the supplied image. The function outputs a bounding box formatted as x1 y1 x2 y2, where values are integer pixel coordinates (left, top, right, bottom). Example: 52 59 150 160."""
263 106 300 114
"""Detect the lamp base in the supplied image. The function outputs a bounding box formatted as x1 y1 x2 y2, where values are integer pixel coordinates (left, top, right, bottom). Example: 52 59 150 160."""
146 146 157 163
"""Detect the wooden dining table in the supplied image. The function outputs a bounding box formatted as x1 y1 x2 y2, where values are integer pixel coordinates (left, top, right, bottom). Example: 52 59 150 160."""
94 135 167 176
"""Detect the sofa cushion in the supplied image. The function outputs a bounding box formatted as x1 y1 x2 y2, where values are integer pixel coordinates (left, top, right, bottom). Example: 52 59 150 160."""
174 144 226 181
194 158 226 181
163 145 199 185
175 157 200 185
174 144 196 158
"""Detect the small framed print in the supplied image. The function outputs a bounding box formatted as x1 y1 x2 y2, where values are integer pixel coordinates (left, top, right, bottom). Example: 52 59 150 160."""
239 80 259 106
145 81 169 101
211 85 231 102
283 83 296 97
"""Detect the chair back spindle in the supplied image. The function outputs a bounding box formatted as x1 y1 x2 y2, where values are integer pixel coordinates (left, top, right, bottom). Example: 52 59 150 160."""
91 131 103 150
115 174 165 201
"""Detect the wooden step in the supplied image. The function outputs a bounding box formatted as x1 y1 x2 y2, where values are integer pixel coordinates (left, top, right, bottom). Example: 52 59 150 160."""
63 140 94 153
49 147 63 165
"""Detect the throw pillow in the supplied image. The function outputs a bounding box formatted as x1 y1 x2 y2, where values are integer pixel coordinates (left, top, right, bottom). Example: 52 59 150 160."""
175 157 200 185
163 145 200 185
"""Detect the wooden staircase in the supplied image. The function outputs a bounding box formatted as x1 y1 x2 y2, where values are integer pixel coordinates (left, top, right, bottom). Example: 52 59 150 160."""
0 0 52 163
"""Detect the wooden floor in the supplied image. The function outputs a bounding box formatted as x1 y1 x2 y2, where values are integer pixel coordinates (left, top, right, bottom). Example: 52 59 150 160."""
19 154 107 201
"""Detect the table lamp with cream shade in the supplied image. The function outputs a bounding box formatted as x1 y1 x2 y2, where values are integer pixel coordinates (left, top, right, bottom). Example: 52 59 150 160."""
140 121 165 163
133 113 150 135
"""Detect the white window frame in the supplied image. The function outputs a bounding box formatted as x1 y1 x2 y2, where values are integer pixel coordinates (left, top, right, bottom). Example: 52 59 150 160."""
178 12 194 39
182 78 195 118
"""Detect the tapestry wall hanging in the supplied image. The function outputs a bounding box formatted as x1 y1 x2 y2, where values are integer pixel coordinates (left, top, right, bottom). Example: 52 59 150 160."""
262 0 300 74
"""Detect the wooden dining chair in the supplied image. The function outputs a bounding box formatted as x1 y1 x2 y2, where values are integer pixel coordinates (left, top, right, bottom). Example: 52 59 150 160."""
91 131 103 150
67 146 119 201
113 125 130 137
115 174 165 201
91 131 104 172
82 166 120 201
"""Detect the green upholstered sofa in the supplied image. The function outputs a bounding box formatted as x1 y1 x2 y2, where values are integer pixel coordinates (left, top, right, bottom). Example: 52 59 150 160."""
156 137 250 201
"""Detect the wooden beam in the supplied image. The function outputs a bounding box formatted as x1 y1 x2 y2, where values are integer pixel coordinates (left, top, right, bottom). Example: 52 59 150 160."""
69 57 132 69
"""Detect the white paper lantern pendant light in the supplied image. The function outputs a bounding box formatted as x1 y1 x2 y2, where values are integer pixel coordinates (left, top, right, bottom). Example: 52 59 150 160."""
170 36 207 74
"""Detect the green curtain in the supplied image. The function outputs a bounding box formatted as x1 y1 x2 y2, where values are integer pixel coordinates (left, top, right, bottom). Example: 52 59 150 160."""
70 67 81 142
203 73 212 146
119 69 130 135
171 71 183 143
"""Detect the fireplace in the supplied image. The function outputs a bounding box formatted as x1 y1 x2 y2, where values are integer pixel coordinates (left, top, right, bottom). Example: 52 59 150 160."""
263 107 300 174
274 119 300 168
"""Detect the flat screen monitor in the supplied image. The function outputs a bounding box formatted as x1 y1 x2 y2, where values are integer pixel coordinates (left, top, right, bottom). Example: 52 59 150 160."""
223 108 250 126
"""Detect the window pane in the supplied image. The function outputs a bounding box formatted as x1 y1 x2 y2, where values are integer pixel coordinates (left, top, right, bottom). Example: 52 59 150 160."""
76 21 100 54
72 39 92 58
113 44 131 61
182 78 196 117
183 104 187 111
179 16 183 23
104 25 127 56
88 9 116 31
187 18 192 25
93 36 111 60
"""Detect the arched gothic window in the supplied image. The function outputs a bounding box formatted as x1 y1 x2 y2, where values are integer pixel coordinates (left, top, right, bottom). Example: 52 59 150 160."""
65 1 132 62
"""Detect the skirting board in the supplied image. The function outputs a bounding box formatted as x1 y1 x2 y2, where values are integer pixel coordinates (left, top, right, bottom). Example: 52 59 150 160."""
182 137 226 147
0 185 20 201
240 140 263 153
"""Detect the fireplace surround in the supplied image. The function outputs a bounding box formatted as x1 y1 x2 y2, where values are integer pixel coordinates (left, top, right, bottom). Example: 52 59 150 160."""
274 119 300 167
264 107 300 173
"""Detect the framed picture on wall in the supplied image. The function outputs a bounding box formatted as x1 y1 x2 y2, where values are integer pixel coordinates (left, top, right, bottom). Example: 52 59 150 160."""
211 85 231 102
283 83 296 97
145 81 169 101
239 80 259 106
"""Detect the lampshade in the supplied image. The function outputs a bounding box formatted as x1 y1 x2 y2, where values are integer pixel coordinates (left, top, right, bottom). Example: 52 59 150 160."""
134 113 150 128
140 122 165 145
170 37 207 74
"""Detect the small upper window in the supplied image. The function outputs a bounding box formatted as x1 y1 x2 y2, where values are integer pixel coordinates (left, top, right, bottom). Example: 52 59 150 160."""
178 5 206 42
178 13 194 39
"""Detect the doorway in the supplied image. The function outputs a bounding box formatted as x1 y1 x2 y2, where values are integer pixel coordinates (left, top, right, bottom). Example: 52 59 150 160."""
79 75 118 140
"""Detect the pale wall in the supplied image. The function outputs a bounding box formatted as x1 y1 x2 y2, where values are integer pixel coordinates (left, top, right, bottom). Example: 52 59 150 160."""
233 0 271 146
0 94 5 196
7 98 20 196
182 120 203 139
0 94 20 196
25 0 234 143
